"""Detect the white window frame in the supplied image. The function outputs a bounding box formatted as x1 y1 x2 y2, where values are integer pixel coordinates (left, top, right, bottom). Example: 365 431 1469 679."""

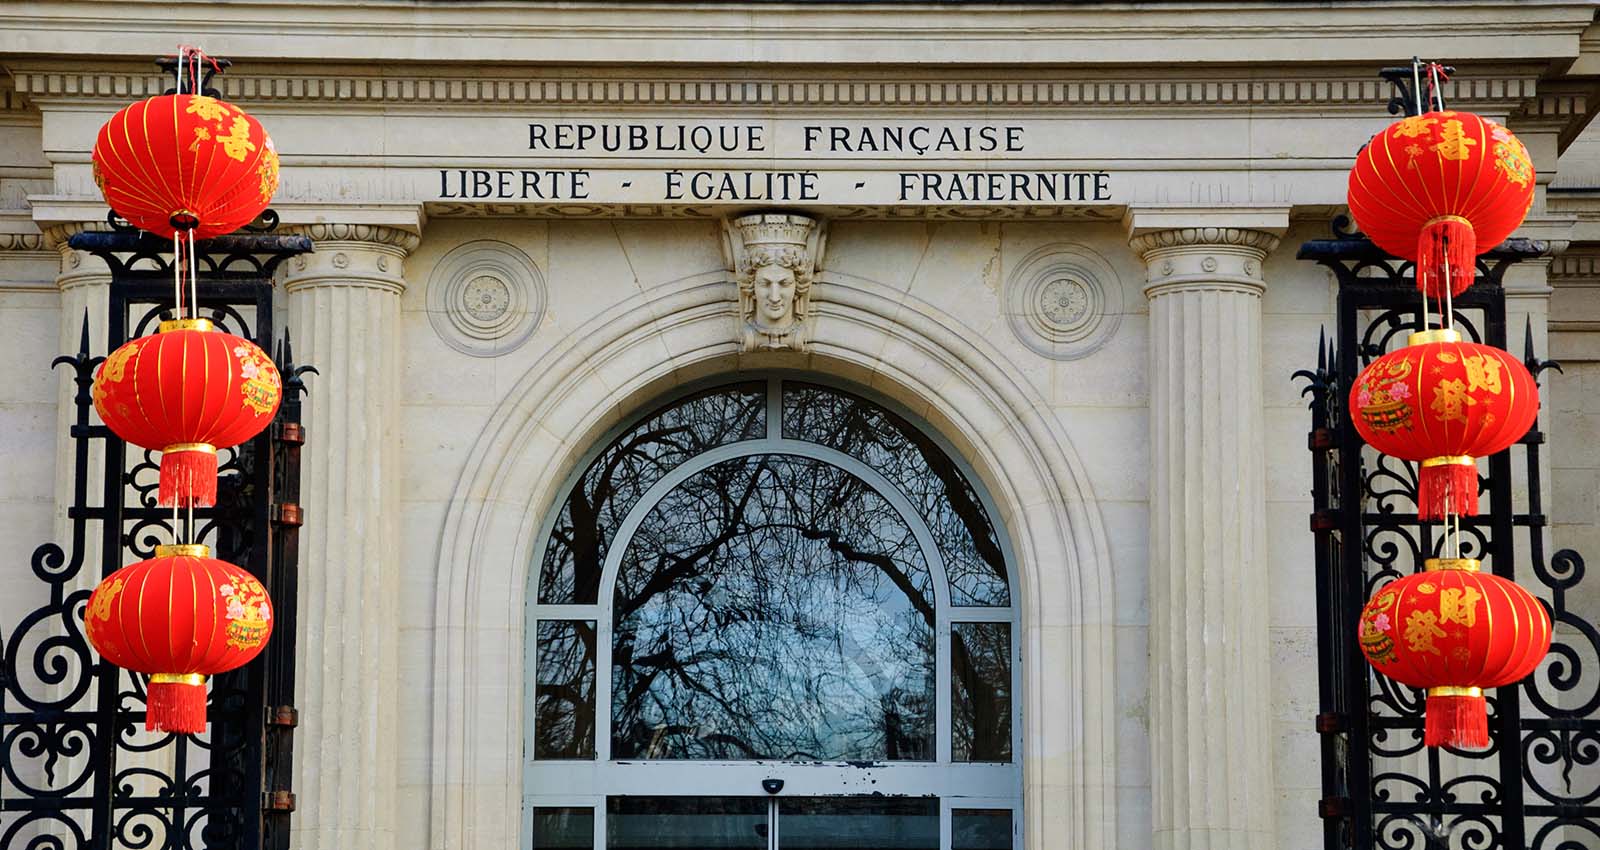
524 374 1024 850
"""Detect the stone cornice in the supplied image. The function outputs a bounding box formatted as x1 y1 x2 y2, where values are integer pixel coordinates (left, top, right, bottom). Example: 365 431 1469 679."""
4 63 1549 112
0 1 1591 67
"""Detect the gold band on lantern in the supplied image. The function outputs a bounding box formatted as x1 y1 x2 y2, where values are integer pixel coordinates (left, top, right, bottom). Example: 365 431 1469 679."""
150 673 207 687
162 442 217 455
1408 328 1463 346
158 318 215 333
1422 455 1474 469
1427 685 1483 698
1424 557 1482 573
1424 214 1473 229
155 543 212 558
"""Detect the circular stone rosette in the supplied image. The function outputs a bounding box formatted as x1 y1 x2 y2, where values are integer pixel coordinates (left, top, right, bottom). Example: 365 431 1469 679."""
426 240 546 357
1005 243 1123 360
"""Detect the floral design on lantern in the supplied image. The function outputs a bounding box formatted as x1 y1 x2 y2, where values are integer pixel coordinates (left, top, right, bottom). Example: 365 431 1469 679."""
1349 329 1538 520
84 544 275 733
1359 558 1551 749
93 318 282 507
1348 111 1535 298
91 92 279 239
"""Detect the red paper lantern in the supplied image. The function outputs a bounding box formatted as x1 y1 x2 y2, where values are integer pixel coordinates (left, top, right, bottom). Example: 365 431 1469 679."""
1349 329 1538 520
1347 110 1535 298
1359 557 1550 748
91 93 279 239
84 544 274 733
93 318 282 507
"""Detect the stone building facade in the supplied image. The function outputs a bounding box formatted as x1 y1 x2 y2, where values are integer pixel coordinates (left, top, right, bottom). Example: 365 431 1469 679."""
2 2 1599 849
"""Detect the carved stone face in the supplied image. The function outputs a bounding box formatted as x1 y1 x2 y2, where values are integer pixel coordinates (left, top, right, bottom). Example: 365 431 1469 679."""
752 263 798 327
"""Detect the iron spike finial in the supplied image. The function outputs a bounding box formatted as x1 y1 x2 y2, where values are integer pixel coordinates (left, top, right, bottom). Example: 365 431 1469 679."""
1317 326 1327 371
78 310 91 356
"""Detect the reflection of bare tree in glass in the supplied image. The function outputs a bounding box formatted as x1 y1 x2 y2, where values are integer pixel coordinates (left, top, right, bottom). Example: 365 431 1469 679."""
952 622 1012 762
784 385 1009 606
613 455 937 761
536 620 598 758
541 385 766 604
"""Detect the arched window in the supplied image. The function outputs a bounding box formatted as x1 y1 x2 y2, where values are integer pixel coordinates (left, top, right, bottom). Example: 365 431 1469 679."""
527 376 1021 850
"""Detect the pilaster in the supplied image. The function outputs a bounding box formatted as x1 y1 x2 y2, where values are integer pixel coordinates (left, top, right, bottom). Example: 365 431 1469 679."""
281 218 419 850
1127 207 1286 850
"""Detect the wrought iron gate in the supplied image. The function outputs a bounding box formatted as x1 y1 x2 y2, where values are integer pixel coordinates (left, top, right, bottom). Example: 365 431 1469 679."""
1297 220 1600 850
0 226 311 850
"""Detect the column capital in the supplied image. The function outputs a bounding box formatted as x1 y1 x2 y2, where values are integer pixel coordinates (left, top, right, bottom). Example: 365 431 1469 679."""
280 222 419 296
281 223 421 255
1125 207 1288 298
29 221 112 290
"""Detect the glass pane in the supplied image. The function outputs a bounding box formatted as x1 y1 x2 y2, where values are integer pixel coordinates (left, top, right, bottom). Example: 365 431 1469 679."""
952 809 1013 850
534 807 594 849
613 454 936 761
606 797 767 850
535 620 597 759
782 383 1009 606
952 622 1012 762
540 383 766 603
778 797 938 850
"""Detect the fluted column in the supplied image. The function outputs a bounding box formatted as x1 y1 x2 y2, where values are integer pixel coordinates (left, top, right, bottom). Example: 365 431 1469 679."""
282 223 418 850
1129 215 1284 850
42 223 111 550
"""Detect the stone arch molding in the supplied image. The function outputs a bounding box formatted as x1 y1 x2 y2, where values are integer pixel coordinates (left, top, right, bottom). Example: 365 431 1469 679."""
429 268 1119 850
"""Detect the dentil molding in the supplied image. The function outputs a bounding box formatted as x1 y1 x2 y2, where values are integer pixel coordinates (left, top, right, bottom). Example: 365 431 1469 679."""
6 64 1548 112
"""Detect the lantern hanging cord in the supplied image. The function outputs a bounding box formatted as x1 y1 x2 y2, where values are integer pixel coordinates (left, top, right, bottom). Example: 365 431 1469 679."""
188 229 198 323
1426 62 1450 112
172 232 184 320
1412 57 1424 116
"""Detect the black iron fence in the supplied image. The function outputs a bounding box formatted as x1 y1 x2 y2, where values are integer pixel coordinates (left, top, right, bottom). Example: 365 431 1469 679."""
1297 221 1599 850
0 227 310 850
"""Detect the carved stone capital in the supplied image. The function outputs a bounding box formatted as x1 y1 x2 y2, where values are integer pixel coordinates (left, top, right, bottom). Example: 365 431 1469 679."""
283 223 421 254
281 224 418 295
721 212 827 352
1128 226 1282 257
1128 224 1284 300
32 221 112 286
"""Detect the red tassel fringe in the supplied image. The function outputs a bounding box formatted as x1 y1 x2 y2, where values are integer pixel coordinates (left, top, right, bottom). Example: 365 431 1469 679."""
1424 693 1489 749
1416 218 1477 299
159 449 218 508
1418 461 1478 521
145 679 208 733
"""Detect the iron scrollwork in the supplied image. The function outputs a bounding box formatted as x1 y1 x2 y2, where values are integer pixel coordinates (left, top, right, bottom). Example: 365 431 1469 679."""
0 227 311 850
1296 221 1597 849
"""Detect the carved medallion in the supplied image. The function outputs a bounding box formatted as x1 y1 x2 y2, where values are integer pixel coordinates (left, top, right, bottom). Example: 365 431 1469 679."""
1006 244 1123 360
426 240 546 357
